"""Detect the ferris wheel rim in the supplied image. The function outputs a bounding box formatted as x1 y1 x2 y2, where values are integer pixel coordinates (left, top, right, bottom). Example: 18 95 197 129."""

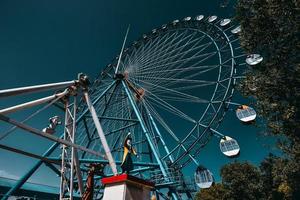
90 16 240 168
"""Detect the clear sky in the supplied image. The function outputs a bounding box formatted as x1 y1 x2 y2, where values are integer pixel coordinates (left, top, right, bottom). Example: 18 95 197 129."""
0 0 278 192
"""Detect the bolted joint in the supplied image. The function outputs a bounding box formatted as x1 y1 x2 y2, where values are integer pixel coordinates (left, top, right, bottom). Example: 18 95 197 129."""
77 73 91 90
114 73 125 80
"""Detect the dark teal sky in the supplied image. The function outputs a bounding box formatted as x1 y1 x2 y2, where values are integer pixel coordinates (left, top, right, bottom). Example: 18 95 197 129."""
0 0 277 190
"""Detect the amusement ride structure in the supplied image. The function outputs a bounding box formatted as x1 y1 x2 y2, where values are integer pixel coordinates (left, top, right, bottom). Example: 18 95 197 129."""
0 14 263 200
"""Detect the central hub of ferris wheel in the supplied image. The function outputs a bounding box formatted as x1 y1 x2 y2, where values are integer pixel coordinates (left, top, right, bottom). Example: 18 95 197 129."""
115 70 146 101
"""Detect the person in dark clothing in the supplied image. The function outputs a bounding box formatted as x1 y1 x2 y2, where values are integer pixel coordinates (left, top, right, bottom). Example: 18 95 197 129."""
121 133 137 173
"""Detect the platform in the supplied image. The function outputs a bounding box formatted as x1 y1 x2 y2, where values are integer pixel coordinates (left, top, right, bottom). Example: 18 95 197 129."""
101 174 154 200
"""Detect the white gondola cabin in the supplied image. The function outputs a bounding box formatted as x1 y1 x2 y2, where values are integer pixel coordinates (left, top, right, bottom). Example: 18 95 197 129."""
172 19 179 25
161 24 167 29
208 15 217 22
196 15 204 21
195 166 214 189
245 54 263 65
231 25 241 34
220 19 231 26
219 136 240 157
236 105 257 123
183 16 192 21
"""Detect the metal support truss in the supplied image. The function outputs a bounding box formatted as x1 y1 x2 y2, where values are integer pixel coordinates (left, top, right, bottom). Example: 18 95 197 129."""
59 96 84 199
0 78 116 199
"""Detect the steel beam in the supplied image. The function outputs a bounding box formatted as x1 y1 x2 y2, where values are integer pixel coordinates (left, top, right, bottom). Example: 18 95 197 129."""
0 80 75 98
146 110 174 163
76 81 116 123
0 90 68 115
84 91 118 175
0 114 106 159
0 144 60 165
45 162 61 176
47 157 159 167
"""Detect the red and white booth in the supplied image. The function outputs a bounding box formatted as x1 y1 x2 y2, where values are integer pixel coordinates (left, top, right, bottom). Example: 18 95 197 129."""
101 174 155 200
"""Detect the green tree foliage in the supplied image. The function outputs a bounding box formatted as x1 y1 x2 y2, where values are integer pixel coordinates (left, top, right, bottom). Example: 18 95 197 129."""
195 159 296 200
259 154 291 200
235 0 300 198
236 0 300 140
195 183 226 200
221 162 263 200
196 162 263 200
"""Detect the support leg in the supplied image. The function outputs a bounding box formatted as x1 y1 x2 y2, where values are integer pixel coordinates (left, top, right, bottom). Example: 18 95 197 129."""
122 80 179 200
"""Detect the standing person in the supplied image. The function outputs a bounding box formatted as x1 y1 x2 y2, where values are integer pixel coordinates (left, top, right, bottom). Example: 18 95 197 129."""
121 132 137 173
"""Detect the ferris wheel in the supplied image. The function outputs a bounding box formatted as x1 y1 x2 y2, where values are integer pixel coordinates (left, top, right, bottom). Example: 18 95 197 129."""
0 14 263 200
77 14 261 198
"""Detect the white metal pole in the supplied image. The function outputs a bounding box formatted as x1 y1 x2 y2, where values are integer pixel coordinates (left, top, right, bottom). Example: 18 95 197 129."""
83 91 118 175
60 100 69 199
69 97 77 200
0 80 75 98
0 90 68 115
114 25 130 75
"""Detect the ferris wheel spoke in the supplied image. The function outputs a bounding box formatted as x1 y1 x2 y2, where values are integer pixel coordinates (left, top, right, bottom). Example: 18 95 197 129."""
163 49 217 80
135 51 217 79
130 34 163 65
137 33 209 73
141 38 212 74
146 59 217 89
143 100 180 142
130 77 210 104
134 31 175 67
134 33 206 86
137 31 180 66
158 81 215 92
159 52 219 89
129 77 213 102
147 95 195 123
131 64 219 76
150 95 208 103
135 30 192 68
140 31 176 60
136 34 194 75
165 82 216 92
140 89 197 123
132 75 216 85
127 33 175 80
165 63 219 87
153 50 217 84
137 31 199 71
